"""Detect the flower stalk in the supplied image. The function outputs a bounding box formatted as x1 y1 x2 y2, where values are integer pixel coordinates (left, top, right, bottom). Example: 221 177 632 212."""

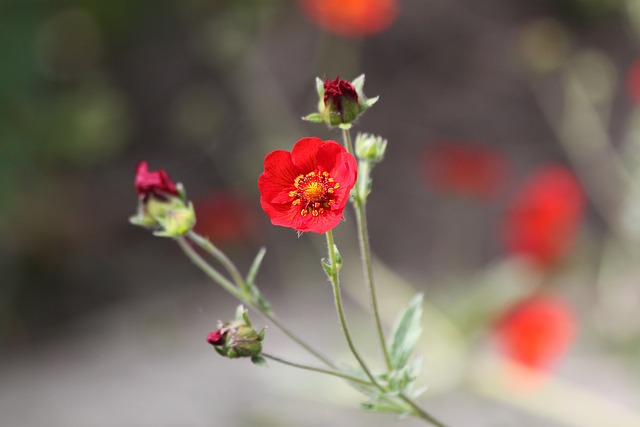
343 127 393 371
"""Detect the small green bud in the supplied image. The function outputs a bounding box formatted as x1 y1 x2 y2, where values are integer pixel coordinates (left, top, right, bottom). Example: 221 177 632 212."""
355 133 387 163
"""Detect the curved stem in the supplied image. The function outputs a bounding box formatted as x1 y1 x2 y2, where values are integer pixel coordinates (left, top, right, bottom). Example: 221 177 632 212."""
175 236 335 369
176 237 245 301
262 352 369 385
187 231 249 294
260 310 336 368
325 230 385 392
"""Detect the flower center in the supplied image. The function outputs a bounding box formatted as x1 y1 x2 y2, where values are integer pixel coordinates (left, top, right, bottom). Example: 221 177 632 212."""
289 171 340 217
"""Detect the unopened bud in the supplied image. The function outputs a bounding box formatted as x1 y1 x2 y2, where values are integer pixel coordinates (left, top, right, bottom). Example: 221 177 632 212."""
207 306 265 362
355 133 387 163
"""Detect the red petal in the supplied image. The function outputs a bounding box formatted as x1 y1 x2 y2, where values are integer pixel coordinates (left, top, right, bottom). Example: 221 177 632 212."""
291 137 323 173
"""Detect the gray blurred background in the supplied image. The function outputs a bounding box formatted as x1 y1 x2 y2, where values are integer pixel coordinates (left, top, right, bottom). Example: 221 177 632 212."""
1 0 640 426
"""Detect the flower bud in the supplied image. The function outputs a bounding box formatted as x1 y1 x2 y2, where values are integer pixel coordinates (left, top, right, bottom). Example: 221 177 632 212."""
304 74 378 128
129 161 196 237
355 133 387 163
207 306 265 363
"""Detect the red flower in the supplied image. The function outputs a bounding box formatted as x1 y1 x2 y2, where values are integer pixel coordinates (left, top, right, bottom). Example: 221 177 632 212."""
495 295 576 370
135 161 178 201
258 137 357 234
298 0 399 38
501 165 584 267
324 76 359 117
422 141 508 199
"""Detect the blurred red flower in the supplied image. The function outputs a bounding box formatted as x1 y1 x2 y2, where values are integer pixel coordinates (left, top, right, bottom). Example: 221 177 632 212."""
421 141 508 199
134 161 178 201
626 59 640 104
258 137 357 234
298 0 399 38
495 295 576 370
193 191 257 245
501 165 584 267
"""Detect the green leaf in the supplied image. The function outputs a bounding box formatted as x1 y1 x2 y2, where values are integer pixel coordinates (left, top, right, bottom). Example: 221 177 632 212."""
387 294 424 370
246 247 266 287
303 112 324 123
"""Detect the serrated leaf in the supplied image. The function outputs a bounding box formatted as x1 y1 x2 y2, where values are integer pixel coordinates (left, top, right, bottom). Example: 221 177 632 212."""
302 112 324 123
246 247 266 287
388 294 424 370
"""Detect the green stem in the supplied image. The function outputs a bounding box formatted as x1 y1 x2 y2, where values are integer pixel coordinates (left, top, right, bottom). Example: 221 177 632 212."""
262 352 370 385
399 393 449 427
187 231 249 295
176 237 245 301
325 231 446 426
260 310 336 369
353 198 392 370
343 127 392 371
325 230 384 391
342 127 355 155
176 235 335 368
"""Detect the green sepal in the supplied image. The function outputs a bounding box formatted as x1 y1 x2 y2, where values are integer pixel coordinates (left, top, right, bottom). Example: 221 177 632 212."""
351 74 365 95
363 95 379 109
315 77 325 98
251 355 267 367
321 259 334 277
387 294 424 370
236 305 251 326
303 112 324 123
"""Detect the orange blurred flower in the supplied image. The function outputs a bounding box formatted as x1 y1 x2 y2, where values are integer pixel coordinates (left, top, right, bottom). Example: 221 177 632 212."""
421 141 508 200
495 295 576 371
298 0 399 37
501 165 584 268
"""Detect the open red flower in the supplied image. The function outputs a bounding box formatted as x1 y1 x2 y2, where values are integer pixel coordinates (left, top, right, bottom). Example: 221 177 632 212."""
501 165 584 268
495 295 576 370
135 161 178 201
258 137 357 234
298 0 398 38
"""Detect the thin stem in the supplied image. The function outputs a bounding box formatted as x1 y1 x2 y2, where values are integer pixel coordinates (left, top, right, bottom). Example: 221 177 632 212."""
353 198 392 370
325 230 385 392
176 236 335 368
187 231 249 294
262 352 370 385
342 127 355 155
343 127 392 370
399 393 449 427
176 237 245 301
260 310 336 369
